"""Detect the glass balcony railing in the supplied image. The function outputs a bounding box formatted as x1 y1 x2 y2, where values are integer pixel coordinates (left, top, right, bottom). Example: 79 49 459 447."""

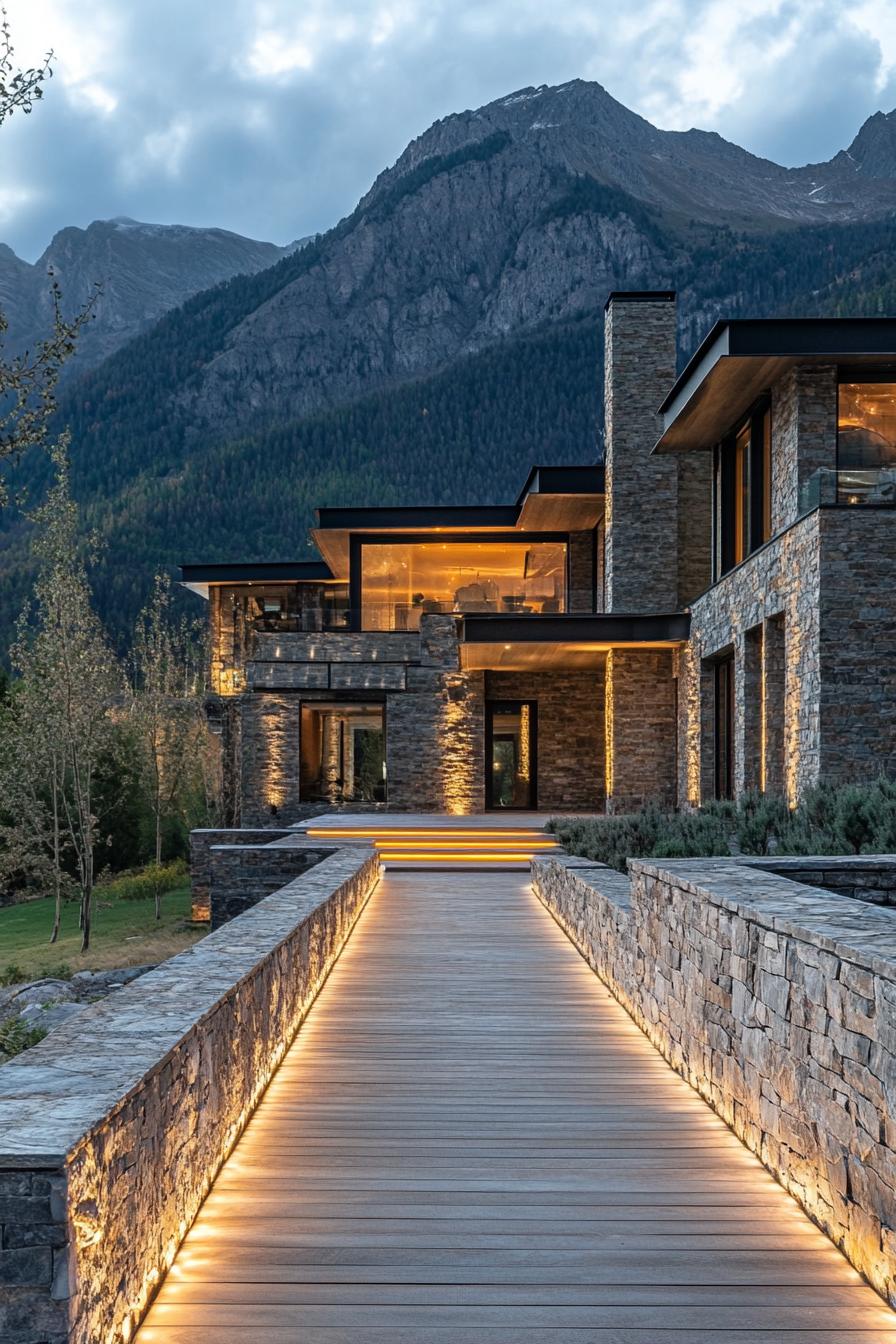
799 467 896 514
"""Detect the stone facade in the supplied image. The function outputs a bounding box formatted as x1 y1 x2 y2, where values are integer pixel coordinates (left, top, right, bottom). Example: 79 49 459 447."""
772 365 838 532
603 293 680 612
605 648 676 811
533 851 896 1306
485 669 605 811
0 848 379 1344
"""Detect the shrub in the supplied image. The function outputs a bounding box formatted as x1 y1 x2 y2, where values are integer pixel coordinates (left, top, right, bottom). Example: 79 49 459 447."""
96 859 188 903
0 963 24 987
0 1018 47 1059
552 778 896 871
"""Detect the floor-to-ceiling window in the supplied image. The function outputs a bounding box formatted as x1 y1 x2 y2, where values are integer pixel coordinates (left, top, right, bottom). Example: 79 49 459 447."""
713 400 772 578
837 380 896 502
357 537 567 631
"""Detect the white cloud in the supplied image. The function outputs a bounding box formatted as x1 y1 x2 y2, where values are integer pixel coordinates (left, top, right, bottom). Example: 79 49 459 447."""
0 0 894 259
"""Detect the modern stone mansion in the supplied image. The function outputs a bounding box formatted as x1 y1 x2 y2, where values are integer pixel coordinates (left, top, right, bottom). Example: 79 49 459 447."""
182 293 896 820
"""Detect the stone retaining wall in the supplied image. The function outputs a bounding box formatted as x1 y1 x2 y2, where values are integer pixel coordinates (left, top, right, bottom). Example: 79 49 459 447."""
0 848 380 1344
189 827 292 921
208 842 334 928
532 851 896 1305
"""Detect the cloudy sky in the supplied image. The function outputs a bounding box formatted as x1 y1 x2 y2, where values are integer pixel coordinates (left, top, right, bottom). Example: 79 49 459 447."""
1 0 896 260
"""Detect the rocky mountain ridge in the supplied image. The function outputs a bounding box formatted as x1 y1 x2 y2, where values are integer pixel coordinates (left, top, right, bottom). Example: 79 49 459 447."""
0 217 304 370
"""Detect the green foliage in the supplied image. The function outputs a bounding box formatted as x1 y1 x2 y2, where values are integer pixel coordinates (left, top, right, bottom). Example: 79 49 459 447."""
0 1017 47 1059
365 132 512 222
540 171 665 242
552 779 896 870
96 859 188 902
0 962 24 986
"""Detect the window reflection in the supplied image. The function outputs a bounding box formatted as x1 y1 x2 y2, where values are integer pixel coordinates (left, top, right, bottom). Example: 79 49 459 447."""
360 540 567 630
838 383 896 503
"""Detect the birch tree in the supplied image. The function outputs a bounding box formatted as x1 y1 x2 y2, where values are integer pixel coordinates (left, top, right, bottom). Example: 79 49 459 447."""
130 573 208 918
8 442 122 950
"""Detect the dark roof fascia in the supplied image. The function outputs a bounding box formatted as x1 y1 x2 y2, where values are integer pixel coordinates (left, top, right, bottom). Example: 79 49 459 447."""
515 463 606 505
179 561 335 584
659 316 896 420
460 612 690 644
605 290 676 311
315 505 520 530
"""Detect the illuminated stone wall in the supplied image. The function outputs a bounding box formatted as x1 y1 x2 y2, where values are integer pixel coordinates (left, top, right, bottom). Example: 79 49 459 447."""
239 692 303 824
677 509 822 806
567 530 597 613
189 826 293 921
679 504 896 806
0 848 380 1344
605 648 676 811
533 852 896 1306
485 669 605 811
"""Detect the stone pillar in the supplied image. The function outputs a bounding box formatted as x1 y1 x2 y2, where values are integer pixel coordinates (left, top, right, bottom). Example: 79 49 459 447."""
771 365 837 532
604 649 677 812
603 291 679 612
762 615 786 796
322 712 341 802
239 693 302 824
568 530 596 612
739 627 763 796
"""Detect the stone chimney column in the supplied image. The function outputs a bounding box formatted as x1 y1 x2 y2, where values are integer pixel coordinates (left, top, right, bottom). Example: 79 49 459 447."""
603 291 678 612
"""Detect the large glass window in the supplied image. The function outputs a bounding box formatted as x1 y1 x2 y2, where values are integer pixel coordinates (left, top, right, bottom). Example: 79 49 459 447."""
359 539 567 630
838 382 896 502
714 401 771 579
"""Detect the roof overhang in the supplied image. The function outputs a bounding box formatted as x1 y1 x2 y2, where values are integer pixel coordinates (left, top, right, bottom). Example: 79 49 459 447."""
458 612 689 670
312 469 606 573
515 464 605 530
179 561 335 600
654 318 896 453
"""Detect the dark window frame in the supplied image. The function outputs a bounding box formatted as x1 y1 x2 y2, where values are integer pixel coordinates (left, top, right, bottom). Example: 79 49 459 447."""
485 699 539 811
712 395 772 581
713 652 735 801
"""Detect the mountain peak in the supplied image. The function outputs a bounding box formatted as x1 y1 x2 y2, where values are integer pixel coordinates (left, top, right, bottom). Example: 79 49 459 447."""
844 109 896 178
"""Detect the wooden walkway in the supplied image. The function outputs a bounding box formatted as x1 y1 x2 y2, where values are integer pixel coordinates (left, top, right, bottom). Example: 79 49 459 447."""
137 872 896 1342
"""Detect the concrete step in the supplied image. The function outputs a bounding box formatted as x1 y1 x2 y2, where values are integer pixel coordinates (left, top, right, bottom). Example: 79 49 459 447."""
303 825 558 871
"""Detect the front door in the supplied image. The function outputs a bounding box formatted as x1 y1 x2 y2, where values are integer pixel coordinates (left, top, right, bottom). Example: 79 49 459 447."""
486 701 537 809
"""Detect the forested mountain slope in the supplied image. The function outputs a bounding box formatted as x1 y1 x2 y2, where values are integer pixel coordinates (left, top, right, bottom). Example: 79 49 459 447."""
4 80 896 647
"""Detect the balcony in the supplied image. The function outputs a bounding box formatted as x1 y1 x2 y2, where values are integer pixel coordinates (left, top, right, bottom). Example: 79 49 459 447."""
800 467 896 512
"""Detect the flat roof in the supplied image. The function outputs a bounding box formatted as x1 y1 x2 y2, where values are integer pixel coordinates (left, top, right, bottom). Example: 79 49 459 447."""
458 611 690 670
656 317 896 453
179 561 335 599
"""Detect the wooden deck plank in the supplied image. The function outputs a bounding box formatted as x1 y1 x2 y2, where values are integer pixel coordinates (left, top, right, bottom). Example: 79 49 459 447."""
135 871 896 1342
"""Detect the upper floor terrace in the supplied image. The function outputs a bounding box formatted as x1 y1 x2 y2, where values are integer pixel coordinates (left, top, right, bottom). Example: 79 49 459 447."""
653 315 896 586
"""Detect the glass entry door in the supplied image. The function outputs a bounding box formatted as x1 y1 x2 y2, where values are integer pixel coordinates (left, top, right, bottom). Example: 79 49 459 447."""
300 703 386 804
486 701 537 809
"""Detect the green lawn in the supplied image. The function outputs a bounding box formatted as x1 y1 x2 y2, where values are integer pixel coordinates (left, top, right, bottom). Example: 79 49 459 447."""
0 886 206 982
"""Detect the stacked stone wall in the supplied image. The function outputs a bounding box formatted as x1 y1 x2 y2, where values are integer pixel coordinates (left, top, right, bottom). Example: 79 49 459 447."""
604 295 679 612
605 648 676 811
189 827 292 921
0 849 380 1344
208 844 335 928
772 366 838 532
533 852 896 1306
567 530 596 613
486 669 605 811
818 509 896 782
679 509 821 805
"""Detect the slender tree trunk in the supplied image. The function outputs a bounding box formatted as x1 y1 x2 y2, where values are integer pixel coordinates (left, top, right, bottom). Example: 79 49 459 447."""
154 781 163 921
49 774 62 944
